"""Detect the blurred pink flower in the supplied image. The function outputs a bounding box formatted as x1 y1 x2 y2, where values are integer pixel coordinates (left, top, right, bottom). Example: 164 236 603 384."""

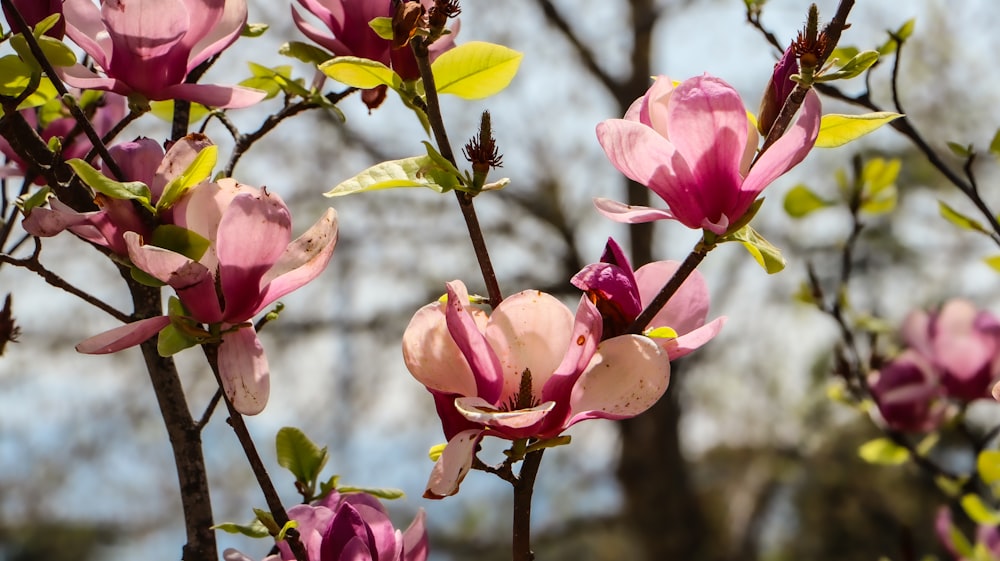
595 73 820 235
570 237 725 358
76 180 339 415
868 350 945 433
402 280 670 498
61 0 265 108
224 490 428 561
936 507 1000 561
21 134 211 255
902 299 1000 402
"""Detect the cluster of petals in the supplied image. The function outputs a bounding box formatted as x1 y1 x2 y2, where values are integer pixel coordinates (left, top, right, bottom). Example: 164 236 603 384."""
936 507 1000 561
292 0 458 108
22 134 211 255
595 73 821 235
61 0 265 108
224 490 428 561
868 299 1000 432
0 93 126 184
402 280 671 498
570 237 725 355
76 179 339 415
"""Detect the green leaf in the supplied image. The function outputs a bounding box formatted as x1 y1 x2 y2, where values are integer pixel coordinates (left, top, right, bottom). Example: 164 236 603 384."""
10 33 77 68
895 18 916 42
947 141 973 158
431 41 523 99
0 54 35 97
337 486 405 500
67 159 154 211
860 157 900 215
369 17 394 41
428 443 446 461
149 225 211 261
156 145 218 211
157 322 201 356
829 46 860 63
724 225 785 274
149 100 211 125
240 63 309 100
320 56 400 89
939 201 989 233
276 520 299 542
816 50 879 82
242 22 269 37
961 494 1000 525
325 155 459 197
275 427 329 486
645 326 678 339
857 437 910 465
983 255 1000 272
16 186 50 213
815 112 903 148
979 450 1000 487
212 519 271 538
783 184 832 218
279 41 334 66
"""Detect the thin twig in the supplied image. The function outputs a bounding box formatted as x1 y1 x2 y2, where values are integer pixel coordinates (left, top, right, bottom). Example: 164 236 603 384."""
626 236 715 335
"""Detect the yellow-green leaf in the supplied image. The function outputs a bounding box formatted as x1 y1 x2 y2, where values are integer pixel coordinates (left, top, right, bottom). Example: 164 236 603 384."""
320 56 400 90
815 112 903 148
961 494 1000 525
857 437 909 465
0 54 35 96
724 225 785 274
784 184 832 218
990 128 1000 159
645 326 678 339
431 41 523 99
325 155 458 197
149 100 211 125
156 145 218 211
983 255 1000 272
939 200 989 233
979 450 1000 487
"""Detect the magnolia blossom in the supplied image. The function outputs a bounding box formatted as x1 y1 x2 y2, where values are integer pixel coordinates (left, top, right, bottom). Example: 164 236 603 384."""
22 134 211 255
3 0 65 37
292 0 458 108
402 280 671 498
902 299 1000 402
571 237 725 356
757 46 798 136
61 0 265 108
224 491 428 561
0 93 126 184
868 350 945 433
595 73 821 235
76 180 339 415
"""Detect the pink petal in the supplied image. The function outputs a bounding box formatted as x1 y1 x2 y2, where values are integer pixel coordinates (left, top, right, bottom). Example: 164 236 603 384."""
162 83 267 109
631 75 676 128
593 198 675 224
153 134 215 198
21 205 94 238
256 208 339 315
933 299 996 379
124 232 223 323
454 396 555 431
635 260 709 335
59 64 130 96
444 281 505 404
76 316 172 354
216 190 292 323
402 302 481 397
291 5 351 56
107 137 164 187
742 89 821 196
218 326 270 415
184 0 246 69
173 178 259 270
596 118 680 188
664 317 726 360
424 429 482 499
485 289 574 404
102 0 189 95
402 510 428 561
64 0 110 68
542 296 602 405
566 335 670 425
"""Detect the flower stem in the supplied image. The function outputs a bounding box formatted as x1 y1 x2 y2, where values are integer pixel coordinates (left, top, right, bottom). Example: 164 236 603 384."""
627 235 716 335
512 449 545 561
411 38 503 308
202 343 309 561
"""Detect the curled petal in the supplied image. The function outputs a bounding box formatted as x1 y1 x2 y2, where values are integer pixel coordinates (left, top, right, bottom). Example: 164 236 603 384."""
64 0 111 68
596 118 680 188
742 89 821 196
424 429 482 499
402 509 429 561
444 281 504 404
217 326 270 415
76 316 172 354
161 83 267 109
21 205 94 238
185 0 247 69
593 198 675 224
454 396 555 432
256 208 339 314
567 335 670 426
663 317 727 360
542 296 602 409
402 303 480 397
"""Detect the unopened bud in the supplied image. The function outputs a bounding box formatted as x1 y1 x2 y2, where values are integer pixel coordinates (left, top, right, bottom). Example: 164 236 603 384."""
757 45 798 136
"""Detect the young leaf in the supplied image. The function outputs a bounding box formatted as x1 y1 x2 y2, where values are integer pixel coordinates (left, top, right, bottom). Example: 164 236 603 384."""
10 33 77 68
431 41 523 99
325 155 458 197
369 17 393 41
16 186 50 213
150 225 211 261
67 159 154 211
149 100 210 125
814 112 903 148
320 56 400 90
857 437 909 465
275 427 329 485
337 486 405 500
939 201 989 233
860 158 900 215
242 23 269 37
783 184 832 218
947 141 973 158
156 145 218 211
279 41 334 66
212 519 271 538
990 128 1000 159
983 255 1000 272
724 225 785 274
816 50 879 82
961 494 1000 525
979 450 1000 488
0 55 35 96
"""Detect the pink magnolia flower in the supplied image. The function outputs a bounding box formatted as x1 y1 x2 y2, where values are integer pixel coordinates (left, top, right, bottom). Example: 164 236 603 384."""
902 299 1000 402
867 350 946 433
292 0 458 109
570 237 725 358
22 134 211 255
594 73 821 235
61 0 265 108
224 491 428 561
3 0 65 37
76 180 339 415
402 280 671 498
1 92 126 184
